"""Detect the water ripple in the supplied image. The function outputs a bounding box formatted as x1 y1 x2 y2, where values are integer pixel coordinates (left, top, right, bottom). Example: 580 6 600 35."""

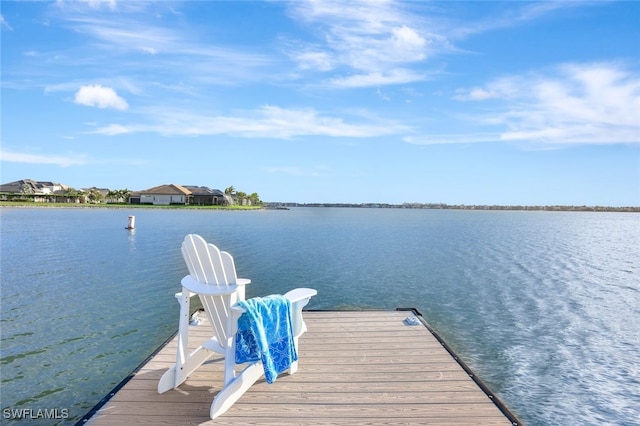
1 208 638 424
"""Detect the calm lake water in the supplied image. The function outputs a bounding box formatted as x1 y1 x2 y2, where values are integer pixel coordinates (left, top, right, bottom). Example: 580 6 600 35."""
1 207 639 425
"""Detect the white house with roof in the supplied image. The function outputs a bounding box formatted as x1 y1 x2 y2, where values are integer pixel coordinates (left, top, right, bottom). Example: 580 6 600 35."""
139 184 192 205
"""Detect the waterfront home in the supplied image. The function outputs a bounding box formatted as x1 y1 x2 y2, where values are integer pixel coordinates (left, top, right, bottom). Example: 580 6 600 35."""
0 179 77 202
182 185 229 206
138 184 192 205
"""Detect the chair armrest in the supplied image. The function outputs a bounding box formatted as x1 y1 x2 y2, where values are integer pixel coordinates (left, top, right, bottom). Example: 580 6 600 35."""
284 287 318 303
230 287 317 314
236 278 251 286
181 275 238 296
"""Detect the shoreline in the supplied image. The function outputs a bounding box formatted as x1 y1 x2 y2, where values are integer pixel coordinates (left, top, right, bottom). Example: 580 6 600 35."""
0 202 263 211
1 201 638 212
293 203 640 212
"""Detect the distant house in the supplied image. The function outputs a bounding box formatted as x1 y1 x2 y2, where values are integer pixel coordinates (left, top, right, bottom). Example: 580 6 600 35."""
183 186 228 206
128 191 141 204
139 184 192 205
83 187 110 197
82 187 110 203
0 179 40 195
1 179 66 195
37 181 68 194
0 179 73 202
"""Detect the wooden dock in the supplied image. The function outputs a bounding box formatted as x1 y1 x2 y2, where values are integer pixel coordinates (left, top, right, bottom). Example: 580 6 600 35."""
84 310 519 425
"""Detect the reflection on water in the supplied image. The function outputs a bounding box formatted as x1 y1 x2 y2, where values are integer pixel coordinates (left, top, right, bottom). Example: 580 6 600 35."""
127 228 137 253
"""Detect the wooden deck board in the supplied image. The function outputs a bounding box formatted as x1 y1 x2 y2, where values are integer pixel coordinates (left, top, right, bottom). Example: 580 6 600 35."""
86 311 516 425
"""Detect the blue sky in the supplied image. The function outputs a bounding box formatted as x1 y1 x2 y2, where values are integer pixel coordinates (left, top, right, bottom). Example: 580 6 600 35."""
1 0 639 205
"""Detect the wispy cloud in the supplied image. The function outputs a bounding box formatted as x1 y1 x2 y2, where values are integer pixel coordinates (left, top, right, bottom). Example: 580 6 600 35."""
447 1 597 40
55 13 273 87
74 84 129 110
411 62 640 146
293 49 334 72
0 149 88 167
89 105 409 139
55 0 144 13
285 0 602 89
1 14 13 31
79 0 117 10
329 69 427 88
287 0 446 88
91 124 130 135
65 15 179 55
404 133 501 145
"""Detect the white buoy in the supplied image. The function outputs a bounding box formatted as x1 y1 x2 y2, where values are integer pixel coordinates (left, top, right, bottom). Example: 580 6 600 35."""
126 215 135 230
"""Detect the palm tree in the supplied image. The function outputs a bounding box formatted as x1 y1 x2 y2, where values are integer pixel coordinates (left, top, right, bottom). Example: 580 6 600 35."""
107 190 118 203
63 187 84 203
87 188 104 204
235 191 247 205
106 188 131 203
249 192 261 205
116 189 130 203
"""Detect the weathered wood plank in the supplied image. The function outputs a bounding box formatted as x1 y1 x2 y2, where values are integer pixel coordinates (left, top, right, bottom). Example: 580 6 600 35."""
117 377 483 393
93 401 508 418
90 417 513 426
108 389 494 404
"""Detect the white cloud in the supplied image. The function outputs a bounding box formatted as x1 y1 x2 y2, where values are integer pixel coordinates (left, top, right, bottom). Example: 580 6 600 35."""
294 50 334 71
140 46 157 55
57 0 117 11
376 88 390 101
448 1 597 40
287 0 442 87
81 0 117 10
330 69 425 88
74 85 129 110
60 15 272 86
454 77 521 101
440 63 640 145
404 133 501 145
1 14 13 31
0 149 88 167
390 25 427 62
90 105 408 139
66 14 270 65
67 17 176 55
286 1 606 91
455 88 495 101
91 124 130 135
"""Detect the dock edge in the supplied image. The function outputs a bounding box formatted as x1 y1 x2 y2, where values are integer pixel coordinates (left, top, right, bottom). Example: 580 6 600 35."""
396 307 522 426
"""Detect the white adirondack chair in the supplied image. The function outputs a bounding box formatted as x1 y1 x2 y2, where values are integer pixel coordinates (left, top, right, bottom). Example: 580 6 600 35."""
158 234 317 419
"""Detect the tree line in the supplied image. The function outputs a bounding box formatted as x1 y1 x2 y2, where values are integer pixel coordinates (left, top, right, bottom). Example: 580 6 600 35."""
224 186 261 206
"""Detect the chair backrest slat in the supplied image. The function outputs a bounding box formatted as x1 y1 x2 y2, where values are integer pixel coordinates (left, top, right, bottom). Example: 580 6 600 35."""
220 251 238 284
180 234 239 348
182 234 228 285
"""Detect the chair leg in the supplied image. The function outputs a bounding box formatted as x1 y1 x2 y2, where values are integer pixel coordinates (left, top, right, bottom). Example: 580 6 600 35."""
157 365 177 394
210 362 264 419
159 289 215 393
174 289 192 388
